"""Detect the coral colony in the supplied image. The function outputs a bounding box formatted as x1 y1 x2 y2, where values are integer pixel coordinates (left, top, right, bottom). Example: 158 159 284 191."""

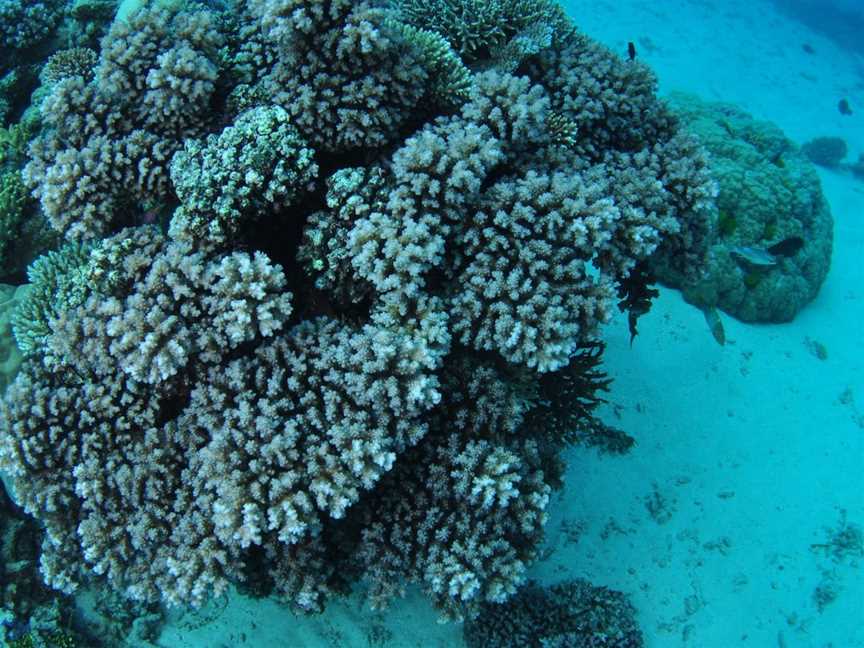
0 0 714 628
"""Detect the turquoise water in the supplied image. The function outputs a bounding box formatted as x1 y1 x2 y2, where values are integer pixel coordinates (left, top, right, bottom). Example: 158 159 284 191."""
0 1 861 647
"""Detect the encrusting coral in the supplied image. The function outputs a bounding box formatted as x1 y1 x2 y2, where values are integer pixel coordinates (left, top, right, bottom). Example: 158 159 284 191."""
1 0 715 625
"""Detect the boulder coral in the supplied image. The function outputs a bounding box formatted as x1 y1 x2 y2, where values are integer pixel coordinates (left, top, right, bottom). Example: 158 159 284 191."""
656 93 833 323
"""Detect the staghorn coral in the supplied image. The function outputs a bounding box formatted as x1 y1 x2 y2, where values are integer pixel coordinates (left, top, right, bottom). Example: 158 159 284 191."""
2 0 714 623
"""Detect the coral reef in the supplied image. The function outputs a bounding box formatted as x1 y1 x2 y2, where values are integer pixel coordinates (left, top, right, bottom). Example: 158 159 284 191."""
23 5 225 239
40 49 99 86
0 284 26 391
11 242 93 357
353 358 548 618
1 478 89 648
0 0 65 57
522 341 635 457
0 172 28 269
463 578 644 648
0 121 57 281
170 105 318 247
1 0 713 623
655 93 833 323
801 136 848 168
0 0 87 129
391 0 572 67
243 0 433 152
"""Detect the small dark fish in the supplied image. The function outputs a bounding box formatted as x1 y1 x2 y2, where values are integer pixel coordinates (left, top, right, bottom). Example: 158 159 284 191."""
766 236 804 257
628 42 636 61
839 98 853 116
802 43 815 55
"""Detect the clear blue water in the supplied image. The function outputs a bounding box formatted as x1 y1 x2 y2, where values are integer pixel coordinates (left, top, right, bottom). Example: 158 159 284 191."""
0 1 861 647
772 0 864 55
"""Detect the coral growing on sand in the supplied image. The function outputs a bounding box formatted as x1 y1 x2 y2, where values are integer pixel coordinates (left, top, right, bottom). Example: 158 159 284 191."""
1 0 713 623
656 93 833 323
463 578 644 648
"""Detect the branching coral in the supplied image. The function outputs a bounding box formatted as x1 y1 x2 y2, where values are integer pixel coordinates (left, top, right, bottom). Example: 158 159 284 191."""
23 6 226 239
2 0 714 625
11 241 92 357
391 0 571 66
447 168 619 371
386 19 473 107
170 105 318 247
522 340 635 455
42 227 294 384
246 0 433 153
524 31 676 158
352 357 546 619
0 172 28 272
0 0 65 55
40 48 99 86
0 120 56 280
301 68 711 370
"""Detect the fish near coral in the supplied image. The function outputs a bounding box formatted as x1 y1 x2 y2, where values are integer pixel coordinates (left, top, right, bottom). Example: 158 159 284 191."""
702 306 725 346
729 245 778 268
729 236 804 269
838 98 852 116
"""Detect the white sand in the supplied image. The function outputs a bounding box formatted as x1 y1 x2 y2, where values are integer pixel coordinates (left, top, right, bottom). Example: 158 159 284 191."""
155 1 864 646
